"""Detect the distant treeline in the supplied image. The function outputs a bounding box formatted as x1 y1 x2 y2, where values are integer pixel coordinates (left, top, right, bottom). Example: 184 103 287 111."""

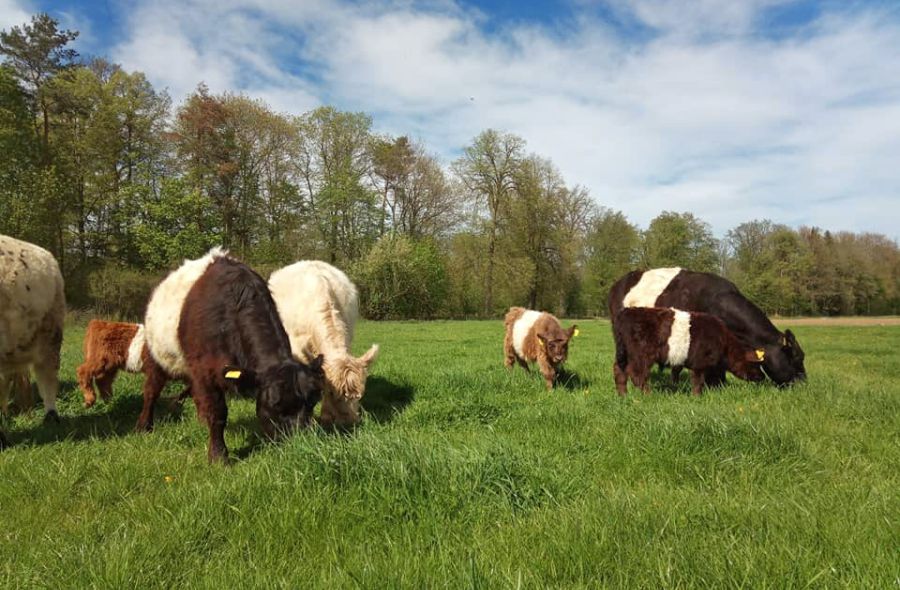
1 14 898 319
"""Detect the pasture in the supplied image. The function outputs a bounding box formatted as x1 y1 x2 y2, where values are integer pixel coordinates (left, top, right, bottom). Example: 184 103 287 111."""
1 318 897 588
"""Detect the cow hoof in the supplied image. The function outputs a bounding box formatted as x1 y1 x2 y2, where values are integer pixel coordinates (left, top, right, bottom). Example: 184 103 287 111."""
44 410 60 423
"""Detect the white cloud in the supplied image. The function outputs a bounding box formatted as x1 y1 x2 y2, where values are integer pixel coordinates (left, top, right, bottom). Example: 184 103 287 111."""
104 0 900 237
0 0 31 32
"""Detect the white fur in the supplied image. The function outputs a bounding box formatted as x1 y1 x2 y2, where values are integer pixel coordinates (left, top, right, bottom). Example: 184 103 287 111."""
269 260 360 357
125 324 145 372
0 234 65 413
666 309 692 366
512 310 543 358
144 247 228 377
623 267 682 308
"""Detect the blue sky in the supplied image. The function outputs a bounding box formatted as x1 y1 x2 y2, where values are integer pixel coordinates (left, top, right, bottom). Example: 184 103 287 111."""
2 0 899 238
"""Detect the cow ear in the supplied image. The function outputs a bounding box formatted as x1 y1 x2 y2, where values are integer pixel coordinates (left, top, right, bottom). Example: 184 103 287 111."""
745 349 766 363
360 344 379 367
567 325 578 340
784 329 797 345
308 354 325 373
536 333 547 347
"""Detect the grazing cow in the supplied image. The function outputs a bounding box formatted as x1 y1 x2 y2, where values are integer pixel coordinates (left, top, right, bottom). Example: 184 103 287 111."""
0 235 65 423
608 267 806 386
269 261 378 429
76 320 149 407
503 307 577 389
139 248 325 463
613 307 765 395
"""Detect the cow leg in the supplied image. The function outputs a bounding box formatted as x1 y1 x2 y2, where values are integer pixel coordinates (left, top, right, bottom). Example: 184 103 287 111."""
192 382 228 464
503 332 516 368
671 365 683 385
691 370 705 396
0 429 7 449
704 365 727 388
76 363 97 408
32 360 60 422
516 357 530 372
537 358 556 389
0 375 9 415
613 361 628 396
97 369 118 401
630 363 651 394
136 361 168 432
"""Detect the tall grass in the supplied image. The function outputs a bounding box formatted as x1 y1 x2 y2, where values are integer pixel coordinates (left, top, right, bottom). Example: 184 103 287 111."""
1 319 897 587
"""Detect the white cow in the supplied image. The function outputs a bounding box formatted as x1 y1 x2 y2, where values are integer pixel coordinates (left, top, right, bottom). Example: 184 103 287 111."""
269 261 378 428
0 235 65 426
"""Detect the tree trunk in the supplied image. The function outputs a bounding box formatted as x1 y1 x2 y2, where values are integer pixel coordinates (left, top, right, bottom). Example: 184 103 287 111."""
484 225 495 317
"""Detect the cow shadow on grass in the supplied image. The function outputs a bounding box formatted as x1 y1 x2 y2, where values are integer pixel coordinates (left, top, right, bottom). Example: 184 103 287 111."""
6 380 187 447
229 375 416 460
555 368 590 391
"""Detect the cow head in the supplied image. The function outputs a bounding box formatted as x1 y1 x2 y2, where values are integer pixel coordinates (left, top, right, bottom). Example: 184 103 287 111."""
319 344 379 429
239 354 326 439
763 330 806 386
537 324 577 366
729 348 767 383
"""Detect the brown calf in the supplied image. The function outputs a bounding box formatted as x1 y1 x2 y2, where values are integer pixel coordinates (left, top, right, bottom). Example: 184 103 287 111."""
613 307 765 396
76 320 149 407
504 307 577 389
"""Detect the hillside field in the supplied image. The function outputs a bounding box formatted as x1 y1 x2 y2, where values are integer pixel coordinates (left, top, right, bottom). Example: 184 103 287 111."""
1 318 897 588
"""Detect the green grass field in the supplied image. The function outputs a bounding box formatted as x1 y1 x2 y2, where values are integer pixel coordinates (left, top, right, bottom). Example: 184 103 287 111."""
1 319 898 588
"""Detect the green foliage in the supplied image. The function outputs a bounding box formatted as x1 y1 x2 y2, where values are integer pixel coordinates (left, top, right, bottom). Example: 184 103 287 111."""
353 234 448 319
642 211 720 272
133 178 220 269
1 320 897 587
582 208 641 316
83 263 164 320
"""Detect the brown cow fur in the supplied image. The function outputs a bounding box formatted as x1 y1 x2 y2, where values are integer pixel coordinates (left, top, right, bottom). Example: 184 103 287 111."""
76 320 144 407
613 307 765 396
504 307 576 389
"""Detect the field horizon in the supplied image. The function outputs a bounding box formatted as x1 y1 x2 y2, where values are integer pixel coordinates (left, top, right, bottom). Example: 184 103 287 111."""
1 318 897 587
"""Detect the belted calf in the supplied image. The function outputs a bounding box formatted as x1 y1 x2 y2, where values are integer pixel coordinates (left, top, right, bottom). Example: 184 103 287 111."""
613 307 765 396
504 307 577 389
139 248 325 463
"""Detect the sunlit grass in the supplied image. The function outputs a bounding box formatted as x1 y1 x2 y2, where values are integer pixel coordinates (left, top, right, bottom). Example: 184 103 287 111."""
0 319 897 587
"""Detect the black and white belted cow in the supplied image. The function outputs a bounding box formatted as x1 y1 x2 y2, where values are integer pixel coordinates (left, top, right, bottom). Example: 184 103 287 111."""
608 267 806 387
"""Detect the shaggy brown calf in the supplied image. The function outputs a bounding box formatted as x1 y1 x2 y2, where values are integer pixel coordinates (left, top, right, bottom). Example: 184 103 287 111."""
504 307 577 389
0 372 33 415
76 320 148 407
613 307 765 396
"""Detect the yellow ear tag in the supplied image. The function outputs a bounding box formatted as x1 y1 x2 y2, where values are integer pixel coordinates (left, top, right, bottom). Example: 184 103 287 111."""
755 349 765 361
573 328 580 337
225 370 242 380
538 338 545 348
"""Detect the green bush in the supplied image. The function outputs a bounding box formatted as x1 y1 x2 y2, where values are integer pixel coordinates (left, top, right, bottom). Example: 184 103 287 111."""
85 264 164 321
353 234 448 319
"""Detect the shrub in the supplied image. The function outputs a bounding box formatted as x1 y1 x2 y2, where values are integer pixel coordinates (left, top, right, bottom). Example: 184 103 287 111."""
353 234 448 319
85 264 164 321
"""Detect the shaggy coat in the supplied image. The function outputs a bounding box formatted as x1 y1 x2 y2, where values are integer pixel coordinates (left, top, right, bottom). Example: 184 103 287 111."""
613 307 765 395
76 320 150 407
503 307 576 389
269 260 378 428
0 234 65 423
140 248 325 463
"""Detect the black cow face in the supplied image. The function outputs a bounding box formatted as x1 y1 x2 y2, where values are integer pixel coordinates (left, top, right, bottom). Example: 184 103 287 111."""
763 329 806 386
256 356 325 438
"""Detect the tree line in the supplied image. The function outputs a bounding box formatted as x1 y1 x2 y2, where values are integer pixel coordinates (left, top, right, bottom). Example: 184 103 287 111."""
1 14 897 319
